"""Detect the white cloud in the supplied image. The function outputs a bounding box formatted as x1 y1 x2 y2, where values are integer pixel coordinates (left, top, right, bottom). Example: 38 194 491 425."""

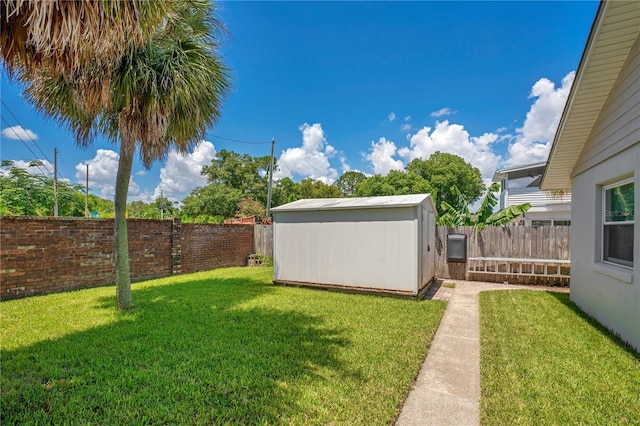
1 159 53 177
430 107 454 118
399 121 501 181
1 125 38 141
400 123 412 132
388 112 396 122
76 149 141 201
153 140 216 201
339 155 351 173
404 116 411 122
365 120 502 182
274 123 339 184
361 72 573 184
505 71 575 166
364 137 404 175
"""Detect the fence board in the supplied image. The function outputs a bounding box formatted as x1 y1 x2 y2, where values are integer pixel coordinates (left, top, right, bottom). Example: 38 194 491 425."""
254 224 273 258
435 225 570 285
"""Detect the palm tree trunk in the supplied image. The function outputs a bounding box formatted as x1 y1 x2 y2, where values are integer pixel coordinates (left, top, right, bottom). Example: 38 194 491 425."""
114 137 135 309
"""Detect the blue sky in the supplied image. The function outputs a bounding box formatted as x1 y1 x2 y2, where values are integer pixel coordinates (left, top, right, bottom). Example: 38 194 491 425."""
0 1 599 203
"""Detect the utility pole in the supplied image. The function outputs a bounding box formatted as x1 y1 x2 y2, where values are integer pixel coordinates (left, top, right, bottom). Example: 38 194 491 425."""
266 138 275 219
53 148 58 217
85 164 89 218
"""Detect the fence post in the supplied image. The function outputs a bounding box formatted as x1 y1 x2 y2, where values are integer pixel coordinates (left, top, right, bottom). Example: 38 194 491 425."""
171 218 182 275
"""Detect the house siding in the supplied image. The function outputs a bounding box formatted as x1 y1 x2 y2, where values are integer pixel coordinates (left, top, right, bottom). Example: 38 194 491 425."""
572 36 640 177
508 189 571 207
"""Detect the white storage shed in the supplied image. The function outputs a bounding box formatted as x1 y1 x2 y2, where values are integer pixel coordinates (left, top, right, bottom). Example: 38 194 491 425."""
271 194 437 296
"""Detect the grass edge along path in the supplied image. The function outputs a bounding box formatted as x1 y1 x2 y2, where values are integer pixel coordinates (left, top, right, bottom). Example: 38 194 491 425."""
1 267 446 425
480 290 640 425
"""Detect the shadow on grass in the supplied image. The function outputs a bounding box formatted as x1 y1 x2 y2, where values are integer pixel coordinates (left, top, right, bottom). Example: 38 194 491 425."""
2 274 351 424
547 292 640 360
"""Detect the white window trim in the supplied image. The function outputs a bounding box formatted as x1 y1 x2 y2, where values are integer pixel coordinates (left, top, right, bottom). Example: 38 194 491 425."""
593 262 633 284
600 177 634 270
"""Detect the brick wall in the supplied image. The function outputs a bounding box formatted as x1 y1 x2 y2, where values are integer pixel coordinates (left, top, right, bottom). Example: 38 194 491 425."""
0 217 254 300
181 224 254 273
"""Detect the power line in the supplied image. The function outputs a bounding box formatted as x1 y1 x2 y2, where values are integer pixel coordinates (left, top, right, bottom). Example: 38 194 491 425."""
1 100 76 182
1 99 52 164
209 134 272 145
56 152 75 183
0 115 52 176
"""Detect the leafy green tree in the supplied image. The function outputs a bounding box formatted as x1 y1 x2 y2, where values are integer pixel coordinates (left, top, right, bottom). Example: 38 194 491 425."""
181 184 242 220
355 170 432 197
0 160 85 216
271 177 300 207
201 150 272 205
298 178 343 199
407 152 484 214
236 196 266 219
127 197 178 219
21 0 230 309
334 171 368 196
126 201 155 219
87 194 114 218
154 197 179 219
437 183 530 230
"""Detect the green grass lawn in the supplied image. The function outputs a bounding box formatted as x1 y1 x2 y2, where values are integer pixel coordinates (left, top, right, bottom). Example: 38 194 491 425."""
1 267 446 425
480 291 640 425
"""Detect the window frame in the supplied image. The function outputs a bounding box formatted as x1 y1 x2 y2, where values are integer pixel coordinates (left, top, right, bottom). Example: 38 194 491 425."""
601 177 634 269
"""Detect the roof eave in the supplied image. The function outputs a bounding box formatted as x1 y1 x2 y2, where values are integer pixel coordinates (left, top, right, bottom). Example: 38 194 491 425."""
541 1 640 191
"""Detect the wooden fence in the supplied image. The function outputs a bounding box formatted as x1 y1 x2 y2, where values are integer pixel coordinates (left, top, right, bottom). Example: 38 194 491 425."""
254 224 273 258
435 225 570 285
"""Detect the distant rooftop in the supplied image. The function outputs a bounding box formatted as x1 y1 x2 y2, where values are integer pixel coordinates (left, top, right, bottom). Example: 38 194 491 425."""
492 162 546 182
271 194 433 212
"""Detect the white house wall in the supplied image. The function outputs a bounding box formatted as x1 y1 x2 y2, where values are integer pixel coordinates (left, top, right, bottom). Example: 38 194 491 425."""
571 144 639 350
570 31 639 350
273 207 419 293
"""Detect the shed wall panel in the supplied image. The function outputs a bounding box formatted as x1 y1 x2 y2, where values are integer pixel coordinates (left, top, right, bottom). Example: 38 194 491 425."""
274 207 419 293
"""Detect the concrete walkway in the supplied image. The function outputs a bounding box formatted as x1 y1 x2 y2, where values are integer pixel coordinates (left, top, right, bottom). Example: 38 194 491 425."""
395 280 569 426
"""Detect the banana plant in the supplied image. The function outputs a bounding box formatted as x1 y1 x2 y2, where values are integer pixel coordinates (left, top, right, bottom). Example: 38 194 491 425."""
436 182 530 230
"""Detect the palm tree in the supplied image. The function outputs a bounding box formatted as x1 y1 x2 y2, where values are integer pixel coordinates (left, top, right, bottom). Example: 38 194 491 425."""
1 1 174 117
20 0 230 308
1 0 170 73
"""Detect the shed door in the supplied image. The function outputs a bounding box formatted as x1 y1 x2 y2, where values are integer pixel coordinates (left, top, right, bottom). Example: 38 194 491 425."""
427 211 435 282
421 208 435 286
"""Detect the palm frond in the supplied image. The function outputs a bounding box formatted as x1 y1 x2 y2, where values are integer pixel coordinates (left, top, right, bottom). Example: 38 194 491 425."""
1 0 172 74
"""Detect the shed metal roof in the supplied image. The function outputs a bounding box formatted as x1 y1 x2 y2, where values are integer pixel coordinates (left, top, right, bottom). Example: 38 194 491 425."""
271 194 434 212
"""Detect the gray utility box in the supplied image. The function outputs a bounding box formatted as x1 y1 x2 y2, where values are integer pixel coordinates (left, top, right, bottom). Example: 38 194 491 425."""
447 233 467 262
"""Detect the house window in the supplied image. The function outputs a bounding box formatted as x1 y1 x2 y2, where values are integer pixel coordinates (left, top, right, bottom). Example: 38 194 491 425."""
554 220 571 226
603 179 635 268
532 220 552 227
